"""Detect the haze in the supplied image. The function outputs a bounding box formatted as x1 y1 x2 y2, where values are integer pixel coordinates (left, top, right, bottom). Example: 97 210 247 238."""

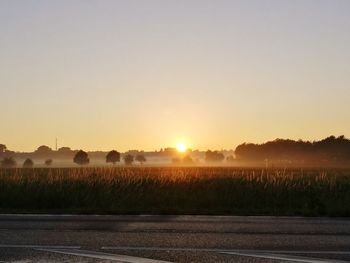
1 0 350 152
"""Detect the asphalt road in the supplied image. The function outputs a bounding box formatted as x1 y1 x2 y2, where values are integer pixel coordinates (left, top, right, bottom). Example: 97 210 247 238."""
0 214 350 262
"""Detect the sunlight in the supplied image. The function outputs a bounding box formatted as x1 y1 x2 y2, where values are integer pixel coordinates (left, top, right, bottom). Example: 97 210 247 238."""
176 142 187 153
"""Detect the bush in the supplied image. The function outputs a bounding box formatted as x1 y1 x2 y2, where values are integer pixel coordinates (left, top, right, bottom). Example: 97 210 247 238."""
205 150 225 162
136 154 146 164
23 159 34 168
45 159 53 166
123 154 134 165
1 157 16 168
183 156 193 164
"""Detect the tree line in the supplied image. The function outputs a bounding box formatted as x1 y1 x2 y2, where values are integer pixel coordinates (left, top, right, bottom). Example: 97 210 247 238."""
2 135 349 167
235 135 350 165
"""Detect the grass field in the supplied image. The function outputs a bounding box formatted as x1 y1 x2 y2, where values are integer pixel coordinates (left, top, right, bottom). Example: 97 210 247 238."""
0 167 350 216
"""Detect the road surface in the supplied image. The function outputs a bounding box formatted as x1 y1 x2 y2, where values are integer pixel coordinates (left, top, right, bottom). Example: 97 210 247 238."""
0 214 350 262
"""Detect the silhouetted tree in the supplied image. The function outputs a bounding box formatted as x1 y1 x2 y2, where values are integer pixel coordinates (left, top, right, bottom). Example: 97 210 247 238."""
226 155 235 162
57 147 74 158
136 154 146 165
106 150 120 165
123 154 134 165
0 144 6 153
172 157 181 164
34 145 53 158
205 150 225 162
36 145 53 153
58 147 72 153
23 158 34 168
1 157 16 168
57 147 72 153
73 150 89 165
45 159 53 166
183 156 193 164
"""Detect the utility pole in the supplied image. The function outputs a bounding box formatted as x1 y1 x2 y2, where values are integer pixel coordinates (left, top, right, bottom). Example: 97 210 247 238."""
55 138 58 151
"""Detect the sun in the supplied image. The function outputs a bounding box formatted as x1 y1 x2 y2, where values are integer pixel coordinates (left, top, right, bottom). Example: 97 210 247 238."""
176 142 187 153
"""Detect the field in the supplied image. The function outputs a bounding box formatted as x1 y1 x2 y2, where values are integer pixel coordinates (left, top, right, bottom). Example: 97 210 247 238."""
0 167 350 216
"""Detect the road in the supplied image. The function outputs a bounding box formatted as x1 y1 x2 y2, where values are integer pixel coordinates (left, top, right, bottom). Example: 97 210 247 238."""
0 214 350 262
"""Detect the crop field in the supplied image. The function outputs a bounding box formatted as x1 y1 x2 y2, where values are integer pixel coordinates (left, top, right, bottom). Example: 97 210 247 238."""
0 167 350 216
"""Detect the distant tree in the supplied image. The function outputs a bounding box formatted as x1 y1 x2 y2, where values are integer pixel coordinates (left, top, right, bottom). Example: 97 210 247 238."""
1 157 16 168
45 159 53 166
36 145 53 153
106 150 120 165
58 147 72 153
73 150 89 165
226 155 235 162
123 154 134 165
136 154 146 165
0 144 7 153
172 157 181 164
35 145 53 159
23 158 34 168
205 150 225 162
183 156 193 164
57 147 74 158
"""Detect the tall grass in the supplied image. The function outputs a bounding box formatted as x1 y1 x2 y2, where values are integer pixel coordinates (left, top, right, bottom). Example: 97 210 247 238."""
0 167 349 216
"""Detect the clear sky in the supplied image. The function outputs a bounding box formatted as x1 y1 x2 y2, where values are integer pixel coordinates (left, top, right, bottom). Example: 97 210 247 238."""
1 0 350 152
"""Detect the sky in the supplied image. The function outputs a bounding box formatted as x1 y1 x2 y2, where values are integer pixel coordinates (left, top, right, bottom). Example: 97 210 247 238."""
1 0 350 152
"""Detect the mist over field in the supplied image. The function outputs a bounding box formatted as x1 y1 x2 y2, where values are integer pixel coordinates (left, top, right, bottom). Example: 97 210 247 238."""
1 135 350 168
